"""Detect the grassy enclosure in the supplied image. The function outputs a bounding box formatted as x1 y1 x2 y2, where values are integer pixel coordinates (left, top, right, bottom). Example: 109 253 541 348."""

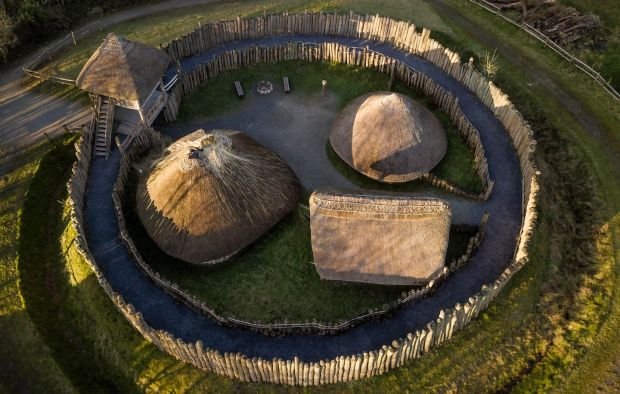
125 60 483 323
177 60 483 194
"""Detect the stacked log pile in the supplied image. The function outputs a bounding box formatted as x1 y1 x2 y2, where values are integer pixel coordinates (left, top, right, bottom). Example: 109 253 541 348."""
487 0 606 49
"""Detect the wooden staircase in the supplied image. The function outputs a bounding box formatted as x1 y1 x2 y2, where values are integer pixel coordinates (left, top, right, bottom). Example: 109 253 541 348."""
94 96 114 159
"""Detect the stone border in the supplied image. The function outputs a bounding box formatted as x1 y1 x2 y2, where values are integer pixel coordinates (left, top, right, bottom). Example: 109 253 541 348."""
66 12 538 385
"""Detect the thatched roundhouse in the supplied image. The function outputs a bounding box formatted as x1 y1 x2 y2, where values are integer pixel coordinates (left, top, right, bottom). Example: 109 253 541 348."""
137 129 301 265
309 190 451 286
330 92 447 183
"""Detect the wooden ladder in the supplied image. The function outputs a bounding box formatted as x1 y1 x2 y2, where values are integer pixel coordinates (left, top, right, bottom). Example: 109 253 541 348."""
94 96 114 159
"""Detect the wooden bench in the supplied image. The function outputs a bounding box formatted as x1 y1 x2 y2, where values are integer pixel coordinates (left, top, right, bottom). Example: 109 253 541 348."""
234 81 244 97
283 76 290 93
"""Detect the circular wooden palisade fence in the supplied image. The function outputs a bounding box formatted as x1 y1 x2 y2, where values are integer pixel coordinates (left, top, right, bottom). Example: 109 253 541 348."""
66 12 538 385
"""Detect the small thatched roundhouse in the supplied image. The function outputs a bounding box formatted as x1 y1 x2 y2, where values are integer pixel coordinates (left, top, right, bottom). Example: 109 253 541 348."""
137 129 301 265
330 92 447 183
310 190 451 286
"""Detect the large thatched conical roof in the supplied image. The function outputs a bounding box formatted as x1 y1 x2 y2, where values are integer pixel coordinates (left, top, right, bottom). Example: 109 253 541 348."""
76 33 170 103
330 92 447 183
310 190 451 286
136 129 301 265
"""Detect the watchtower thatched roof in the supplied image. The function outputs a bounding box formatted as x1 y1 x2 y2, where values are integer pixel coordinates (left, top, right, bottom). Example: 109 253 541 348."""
136 129 301 265
310 190 451 285
76 33 170 103
330 92 447 183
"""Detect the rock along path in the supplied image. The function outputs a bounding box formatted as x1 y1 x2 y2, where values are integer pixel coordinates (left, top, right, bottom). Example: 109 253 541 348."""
85 34 522 362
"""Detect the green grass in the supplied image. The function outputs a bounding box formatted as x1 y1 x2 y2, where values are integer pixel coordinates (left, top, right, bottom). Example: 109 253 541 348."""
124 170 474 322
179 60 483 194
0 142 75 393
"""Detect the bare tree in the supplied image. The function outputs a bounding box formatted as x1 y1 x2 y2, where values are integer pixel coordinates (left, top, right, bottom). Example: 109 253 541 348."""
0 9 16 61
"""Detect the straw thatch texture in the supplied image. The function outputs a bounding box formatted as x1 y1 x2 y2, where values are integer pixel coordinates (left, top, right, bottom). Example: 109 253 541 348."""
310 190 451 285
136 129 301 265
76 33 170 103
330 92 447 183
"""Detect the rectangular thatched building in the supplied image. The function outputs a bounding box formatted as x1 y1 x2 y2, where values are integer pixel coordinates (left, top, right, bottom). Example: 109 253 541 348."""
309 190 451 286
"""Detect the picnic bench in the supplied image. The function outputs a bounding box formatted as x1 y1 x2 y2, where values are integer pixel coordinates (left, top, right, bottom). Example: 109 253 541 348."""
234 81 244 97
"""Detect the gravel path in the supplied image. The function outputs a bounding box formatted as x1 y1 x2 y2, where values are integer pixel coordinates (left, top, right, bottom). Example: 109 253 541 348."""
84 34 522 362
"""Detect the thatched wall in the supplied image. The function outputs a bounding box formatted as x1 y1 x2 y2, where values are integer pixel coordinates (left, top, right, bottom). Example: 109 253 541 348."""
65 12 539 385
310 191 452 285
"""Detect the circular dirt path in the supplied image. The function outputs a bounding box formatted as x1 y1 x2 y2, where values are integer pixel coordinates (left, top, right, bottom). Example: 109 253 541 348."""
84 35 522 362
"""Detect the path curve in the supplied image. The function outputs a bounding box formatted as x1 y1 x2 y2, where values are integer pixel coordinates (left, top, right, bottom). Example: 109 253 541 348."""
84 34 521 362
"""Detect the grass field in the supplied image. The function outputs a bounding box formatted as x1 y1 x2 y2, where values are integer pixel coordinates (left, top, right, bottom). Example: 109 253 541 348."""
2 0 619 392
560 0 620 90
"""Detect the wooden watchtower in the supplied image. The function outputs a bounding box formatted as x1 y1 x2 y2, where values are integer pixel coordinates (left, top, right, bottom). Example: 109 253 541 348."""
76 33 171 158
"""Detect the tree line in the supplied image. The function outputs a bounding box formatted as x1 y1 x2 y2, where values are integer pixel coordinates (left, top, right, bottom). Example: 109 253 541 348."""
0 0 153 62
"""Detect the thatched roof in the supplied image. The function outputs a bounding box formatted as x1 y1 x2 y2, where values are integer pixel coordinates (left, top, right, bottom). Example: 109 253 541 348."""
310 190 451 285
76 33 170 102
330 92 447 183
136 129 301 265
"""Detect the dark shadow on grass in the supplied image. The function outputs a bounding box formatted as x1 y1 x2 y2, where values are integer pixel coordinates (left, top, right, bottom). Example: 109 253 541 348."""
17 135 140 393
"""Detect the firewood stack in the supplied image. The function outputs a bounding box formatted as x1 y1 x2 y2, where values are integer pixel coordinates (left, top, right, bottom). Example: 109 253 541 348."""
487 0 606 50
